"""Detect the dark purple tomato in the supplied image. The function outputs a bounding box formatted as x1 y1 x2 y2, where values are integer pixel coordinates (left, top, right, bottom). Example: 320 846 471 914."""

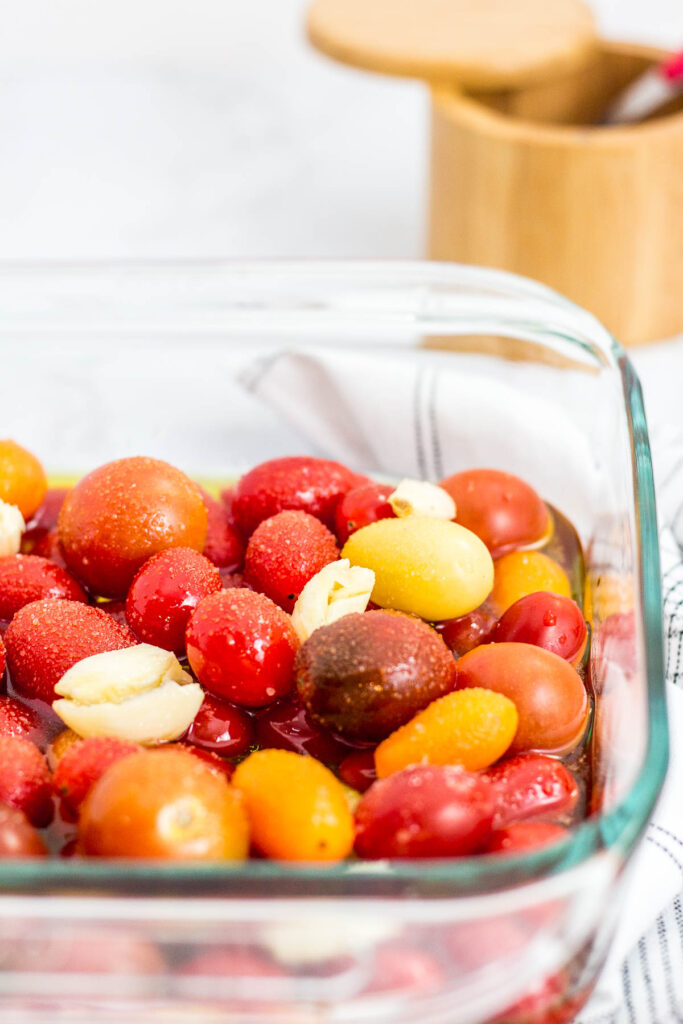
494 592 586 664
354 765 495 859
434 609 497 656
185 693 254 758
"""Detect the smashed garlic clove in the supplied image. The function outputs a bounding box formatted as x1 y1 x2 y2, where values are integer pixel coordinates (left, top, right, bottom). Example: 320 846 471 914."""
0 500 25 557
389 479 456 520
53 644 203 745
53 681 204 745
55 643 192 705
291 559 375 642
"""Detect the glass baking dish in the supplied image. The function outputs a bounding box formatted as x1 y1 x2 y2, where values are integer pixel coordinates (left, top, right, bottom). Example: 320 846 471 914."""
0 262 668 1024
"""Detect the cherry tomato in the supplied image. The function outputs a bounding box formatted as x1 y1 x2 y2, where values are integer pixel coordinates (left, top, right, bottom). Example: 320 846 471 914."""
434 609 497 656
0 804 48 858
57 456 208 598
494 592 586 664
455 643 588 755
255 698 350 764
354 764 495 858
79 748 249 859
334 482 395 544
0 554 87 621
484 754 579 828
125 547 222 652
0 440 47 521
185 693 254 758
232 456 362 536
338 749 377 793
186 589 298 708
486 822 569 854
439 469 550 558
490 552 572 617
0 694 49 749
197 486 245 571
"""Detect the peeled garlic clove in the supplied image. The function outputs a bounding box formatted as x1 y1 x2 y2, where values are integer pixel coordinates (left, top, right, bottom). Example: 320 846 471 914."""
389 479 456 520
53 644 203 744
0 500 25 557
291 559 375 642
53 680 204 745
55 643 192 705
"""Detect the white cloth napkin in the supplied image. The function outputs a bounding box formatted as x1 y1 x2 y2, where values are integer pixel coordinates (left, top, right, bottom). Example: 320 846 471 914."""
241 348 683 1023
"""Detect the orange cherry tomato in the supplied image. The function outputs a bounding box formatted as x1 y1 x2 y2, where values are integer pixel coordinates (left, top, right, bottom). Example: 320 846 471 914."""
0 440 47 520
58 457 208 598
439 469 551 559
489 551 571 616
79 748 249 859
455 643 588 755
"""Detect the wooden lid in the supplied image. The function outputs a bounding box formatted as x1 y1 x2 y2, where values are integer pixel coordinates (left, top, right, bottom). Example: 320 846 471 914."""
307 0 597 91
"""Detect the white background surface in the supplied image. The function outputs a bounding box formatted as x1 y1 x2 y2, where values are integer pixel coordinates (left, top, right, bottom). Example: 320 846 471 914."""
0 0 682 419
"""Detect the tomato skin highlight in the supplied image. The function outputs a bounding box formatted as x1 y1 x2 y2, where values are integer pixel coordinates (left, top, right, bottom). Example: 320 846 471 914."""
455 643 589 755
439 468 550 558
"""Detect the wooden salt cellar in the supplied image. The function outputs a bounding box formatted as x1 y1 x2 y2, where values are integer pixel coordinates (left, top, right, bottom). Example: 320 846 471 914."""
308 0 683 345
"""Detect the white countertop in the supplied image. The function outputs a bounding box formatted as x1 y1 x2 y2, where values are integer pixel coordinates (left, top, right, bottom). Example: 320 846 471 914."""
0 0 681 422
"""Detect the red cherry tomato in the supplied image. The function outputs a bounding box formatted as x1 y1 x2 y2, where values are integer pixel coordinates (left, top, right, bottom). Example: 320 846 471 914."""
0 695 49 749
338 749 377 793
197 486 245 571
232 456 362 536
254 698 350 764
186 589 298 708
126 547 222 652
434 609 497 656
354 765 495 858
494 592 586 664
455 643 588 755
439 469 550 558
0 554 88 622
244 510 339 613
486 822 569 855
334 483 395 544
185 693 254 758
484 754 580 829
0 804 48 858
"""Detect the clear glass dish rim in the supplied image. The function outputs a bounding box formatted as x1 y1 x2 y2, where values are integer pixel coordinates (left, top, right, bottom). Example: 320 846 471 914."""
0 259 669 895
